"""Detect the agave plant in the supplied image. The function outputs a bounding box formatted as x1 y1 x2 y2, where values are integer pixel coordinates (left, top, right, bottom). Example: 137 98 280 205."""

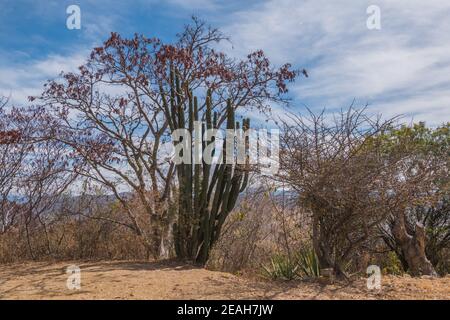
297 246 320 278
262 254 299 280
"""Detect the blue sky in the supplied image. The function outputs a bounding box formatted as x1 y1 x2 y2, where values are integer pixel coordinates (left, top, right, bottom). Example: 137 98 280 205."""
1 0 449 125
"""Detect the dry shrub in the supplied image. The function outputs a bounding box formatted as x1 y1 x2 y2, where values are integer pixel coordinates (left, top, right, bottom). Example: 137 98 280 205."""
208 182 310 274
0 196 149 263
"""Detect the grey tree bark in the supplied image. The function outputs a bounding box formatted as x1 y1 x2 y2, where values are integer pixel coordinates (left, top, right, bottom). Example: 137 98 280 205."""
392 213 437 276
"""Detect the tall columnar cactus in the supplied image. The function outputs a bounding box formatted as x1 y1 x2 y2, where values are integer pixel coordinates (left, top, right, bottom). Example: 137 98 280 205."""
165 69 250 264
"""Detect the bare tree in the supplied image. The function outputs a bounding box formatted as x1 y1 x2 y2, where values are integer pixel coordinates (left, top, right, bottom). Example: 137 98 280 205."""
278 107 397 276
0 103 76 258
0 98 31 235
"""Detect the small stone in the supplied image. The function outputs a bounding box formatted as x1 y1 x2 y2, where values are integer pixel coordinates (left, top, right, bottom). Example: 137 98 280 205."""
317 276 333 285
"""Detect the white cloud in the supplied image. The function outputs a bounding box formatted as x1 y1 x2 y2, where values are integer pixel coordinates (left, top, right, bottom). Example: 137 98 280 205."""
220 0 450 125
0 53 87 105
166 0 219 10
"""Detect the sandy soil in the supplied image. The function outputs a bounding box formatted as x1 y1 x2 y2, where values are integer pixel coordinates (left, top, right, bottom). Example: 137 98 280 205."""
0 260 449 300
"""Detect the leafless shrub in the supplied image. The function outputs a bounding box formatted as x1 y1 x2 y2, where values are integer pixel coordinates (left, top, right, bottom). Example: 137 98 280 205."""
208 179 309 273
277 107 400 277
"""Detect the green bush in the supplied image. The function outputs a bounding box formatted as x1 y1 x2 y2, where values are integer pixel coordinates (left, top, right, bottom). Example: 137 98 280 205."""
382 251 404 275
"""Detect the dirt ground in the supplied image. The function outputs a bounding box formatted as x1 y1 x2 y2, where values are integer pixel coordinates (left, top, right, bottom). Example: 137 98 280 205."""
0 260 449 300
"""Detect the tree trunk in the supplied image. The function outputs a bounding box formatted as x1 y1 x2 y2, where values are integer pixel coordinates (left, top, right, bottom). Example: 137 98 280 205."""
392 213 436 276
312 215 327 268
